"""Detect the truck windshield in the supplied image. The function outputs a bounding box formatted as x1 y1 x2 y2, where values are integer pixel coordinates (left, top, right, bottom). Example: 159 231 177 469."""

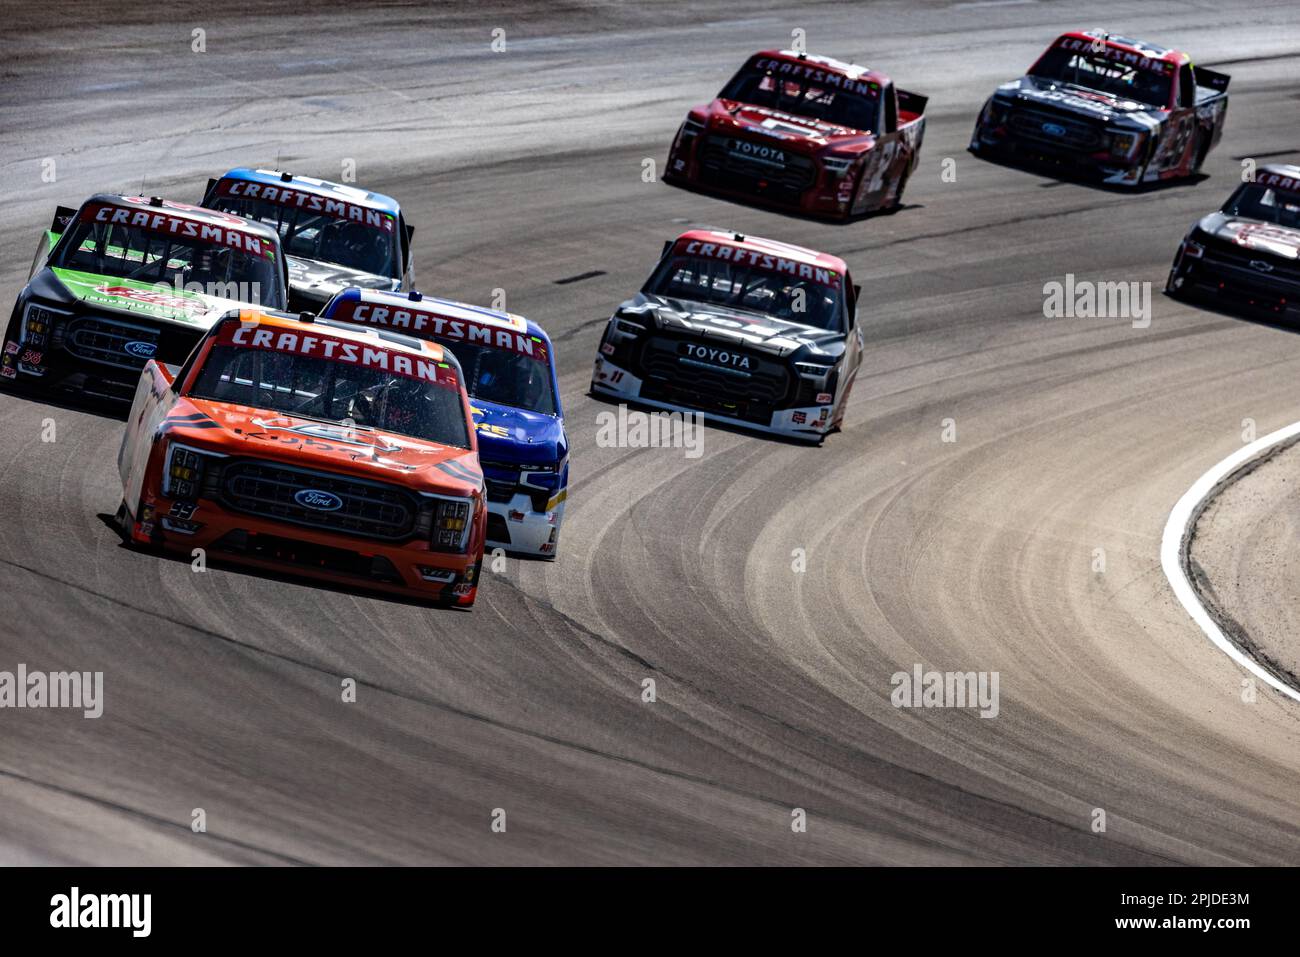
210 191 400 279
1030 48 1172 107
190 344 471 448
720 69 878 131
1222 183 1300 229
645 253 844 332
54 215 282 306
431 339 556 415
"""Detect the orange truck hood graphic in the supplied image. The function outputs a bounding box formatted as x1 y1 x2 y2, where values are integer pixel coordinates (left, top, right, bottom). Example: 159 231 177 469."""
170 398 483 497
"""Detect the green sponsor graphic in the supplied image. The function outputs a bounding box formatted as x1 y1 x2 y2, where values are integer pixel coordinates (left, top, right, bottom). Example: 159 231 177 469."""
50 267 249 327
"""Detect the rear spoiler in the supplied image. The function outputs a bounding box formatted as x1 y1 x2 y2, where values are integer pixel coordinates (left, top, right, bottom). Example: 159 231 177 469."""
897 88 928 116
203 177 218 202
50 205 77 236
1196 67 1230 93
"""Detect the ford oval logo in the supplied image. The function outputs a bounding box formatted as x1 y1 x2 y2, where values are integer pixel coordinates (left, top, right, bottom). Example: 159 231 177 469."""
123 340 156 359
294 489 343 511
1249 259 1274 273
1041 122 1068 137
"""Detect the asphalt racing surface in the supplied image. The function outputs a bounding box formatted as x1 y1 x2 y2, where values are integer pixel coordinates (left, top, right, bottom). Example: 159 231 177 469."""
2 0 1300 865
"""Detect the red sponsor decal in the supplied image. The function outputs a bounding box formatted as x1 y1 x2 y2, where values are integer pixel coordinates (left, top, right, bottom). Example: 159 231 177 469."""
749 56 880 98
815 392 833 404
4 341 18 355
1054 36 1176 75
1 366 16 379
95 285 210 314
123 197 247 224
80 203 274 259
792 411 807 425
20 349 43 364
1254 172 1300 195
217 179 395 233
221 321 459 390
1228 221 1300 252
328 298 546 361
675 238 842 289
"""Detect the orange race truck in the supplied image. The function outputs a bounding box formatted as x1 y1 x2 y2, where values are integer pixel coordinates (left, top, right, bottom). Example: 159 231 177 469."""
116 308 486 607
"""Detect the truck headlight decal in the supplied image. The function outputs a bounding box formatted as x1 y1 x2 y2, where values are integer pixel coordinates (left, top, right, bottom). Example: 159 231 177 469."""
21 302 71 349
430 496 473 552
612 316 647 338
1108 131 1144 160
822 156 854 177
795 360 835 379
163 442 225 501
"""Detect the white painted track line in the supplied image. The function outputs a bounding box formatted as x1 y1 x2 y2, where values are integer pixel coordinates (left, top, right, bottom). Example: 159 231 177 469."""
1161 422 1300 703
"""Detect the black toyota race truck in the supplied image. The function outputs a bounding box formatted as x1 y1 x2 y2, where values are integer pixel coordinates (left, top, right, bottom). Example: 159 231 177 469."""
590 229 863 444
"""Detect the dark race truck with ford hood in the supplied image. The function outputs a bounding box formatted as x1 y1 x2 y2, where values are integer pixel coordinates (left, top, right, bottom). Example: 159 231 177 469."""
970 30 1229 186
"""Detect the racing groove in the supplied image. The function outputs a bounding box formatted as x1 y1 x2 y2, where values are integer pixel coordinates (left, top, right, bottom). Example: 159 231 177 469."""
1 0 1300 864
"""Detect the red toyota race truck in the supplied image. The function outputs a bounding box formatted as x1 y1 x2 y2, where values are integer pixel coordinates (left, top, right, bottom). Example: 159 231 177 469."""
664 49 926 221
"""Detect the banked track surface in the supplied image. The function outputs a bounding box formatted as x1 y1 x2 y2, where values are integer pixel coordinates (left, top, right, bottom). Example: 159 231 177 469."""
1 0 1299 864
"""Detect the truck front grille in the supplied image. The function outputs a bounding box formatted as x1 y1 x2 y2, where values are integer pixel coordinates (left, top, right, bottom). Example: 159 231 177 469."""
64 316 160 370
698 134 817 199
1006 106 1104 152
220 461 420 541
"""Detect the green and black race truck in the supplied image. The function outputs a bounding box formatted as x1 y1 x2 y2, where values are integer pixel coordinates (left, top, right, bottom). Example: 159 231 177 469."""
3 194 287 402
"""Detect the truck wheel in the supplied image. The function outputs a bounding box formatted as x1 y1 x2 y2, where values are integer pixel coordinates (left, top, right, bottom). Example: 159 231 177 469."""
889 170 911 211
1190 131 1211 174
113 500 135 543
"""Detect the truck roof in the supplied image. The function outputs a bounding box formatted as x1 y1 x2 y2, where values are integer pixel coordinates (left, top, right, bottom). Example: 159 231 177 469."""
216 168 401 215
1054 31 1190 69
746 49 890 92
674 228 850 276
1257 164 1300 188
217 308 458 369
324 287 553 345
83 194 281 242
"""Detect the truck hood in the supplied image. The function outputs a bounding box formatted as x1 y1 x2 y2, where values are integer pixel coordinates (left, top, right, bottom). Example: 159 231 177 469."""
287 257 401 306
997 76 1165 127
40 267 251 331
1199 212 1300 261
173 399 483 497
619 292 844 359
470 398 566 468
708 99 873 152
